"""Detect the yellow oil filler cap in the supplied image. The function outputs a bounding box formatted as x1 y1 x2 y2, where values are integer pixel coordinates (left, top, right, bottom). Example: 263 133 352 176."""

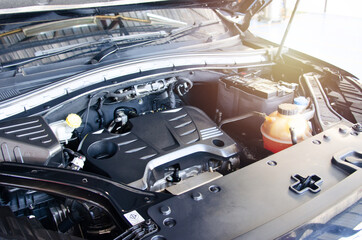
66 113 82 128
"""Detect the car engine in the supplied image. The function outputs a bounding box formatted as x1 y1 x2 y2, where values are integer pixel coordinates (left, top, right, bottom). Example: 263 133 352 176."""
0 72 301 193
0 70 317 239
0 2 360 239
80 106 239 191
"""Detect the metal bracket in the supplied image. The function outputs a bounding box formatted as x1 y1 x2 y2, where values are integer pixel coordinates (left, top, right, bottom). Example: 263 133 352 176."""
290 174 323 194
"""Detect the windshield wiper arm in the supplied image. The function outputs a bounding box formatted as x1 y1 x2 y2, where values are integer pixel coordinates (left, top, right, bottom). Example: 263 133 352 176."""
89 20 220 64
35 31 169 56
0 31 169 71
0 20 219 71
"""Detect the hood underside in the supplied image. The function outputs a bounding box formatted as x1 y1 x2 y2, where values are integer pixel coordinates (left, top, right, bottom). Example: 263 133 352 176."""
0 0 271 15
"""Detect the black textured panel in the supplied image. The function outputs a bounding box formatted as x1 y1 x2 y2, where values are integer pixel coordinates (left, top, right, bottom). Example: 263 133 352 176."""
145 123 361 240
0 89 19 101
0 116 62 166
339 78 362 122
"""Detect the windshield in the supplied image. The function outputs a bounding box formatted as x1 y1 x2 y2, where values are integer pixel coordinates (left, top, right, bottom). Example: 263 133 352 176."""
0 8 240 70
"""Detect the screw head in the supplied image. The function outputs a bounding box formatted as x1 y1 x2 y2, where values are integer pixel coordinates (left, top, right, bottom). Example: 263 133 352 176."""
209 185 221 193
267 160 277 166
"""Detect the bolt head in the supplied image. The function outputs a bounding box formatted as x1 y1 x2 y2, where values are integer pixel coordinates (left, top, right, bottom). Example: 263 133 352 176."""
191 192 203 201
352 123 362 132
323 135 330 141
160 205 171 215
339 127 347 134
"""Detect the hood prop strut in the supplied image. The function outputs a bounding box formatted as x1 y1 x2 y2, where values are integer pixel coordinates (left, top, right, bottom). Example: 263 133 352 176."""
275 0 301 61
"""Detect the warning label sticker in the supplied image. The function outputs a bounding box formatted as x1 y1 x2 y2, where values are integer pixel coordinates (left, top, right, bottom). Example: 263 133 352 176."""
124 210 145 226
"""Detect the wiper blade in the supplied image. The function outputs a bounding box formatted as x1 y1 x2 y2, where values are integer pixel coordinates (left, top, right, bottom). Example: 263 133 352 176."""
0 20 219 70
34 31 169 56
90 20 220 64
0 31 168 70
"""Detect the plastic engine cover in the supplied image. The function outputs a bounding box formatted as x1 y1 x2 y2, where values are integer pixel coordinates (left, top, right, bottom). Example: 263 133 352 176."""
80 106 239 187
0 116 62 166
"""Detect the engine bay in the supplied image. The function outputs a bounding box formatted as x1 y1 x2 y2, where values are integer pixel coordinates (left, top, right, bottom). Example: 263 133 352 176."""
0 69 306 192
0 66 358 239
0 1 361 238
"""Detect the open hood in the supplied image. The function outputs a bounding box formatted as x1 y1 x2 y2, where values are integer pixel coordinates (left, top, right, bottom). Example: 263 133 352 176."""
0 0 272 35
0 0 272 15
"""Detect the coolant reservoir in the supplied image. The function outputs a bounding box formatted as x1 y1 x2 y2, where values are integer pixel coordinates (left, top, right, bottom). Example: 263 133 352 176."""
50 113 82 143
261 103 312 153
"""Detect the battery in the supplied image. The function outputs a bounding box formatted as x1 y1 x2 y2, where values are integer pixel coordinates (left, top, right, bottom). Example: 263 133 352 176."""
217 75 296 119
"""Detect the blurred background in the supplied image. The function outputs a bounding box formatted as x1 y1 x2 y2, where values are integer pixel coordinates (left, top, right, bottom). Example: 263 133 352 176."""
250 0 362 80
